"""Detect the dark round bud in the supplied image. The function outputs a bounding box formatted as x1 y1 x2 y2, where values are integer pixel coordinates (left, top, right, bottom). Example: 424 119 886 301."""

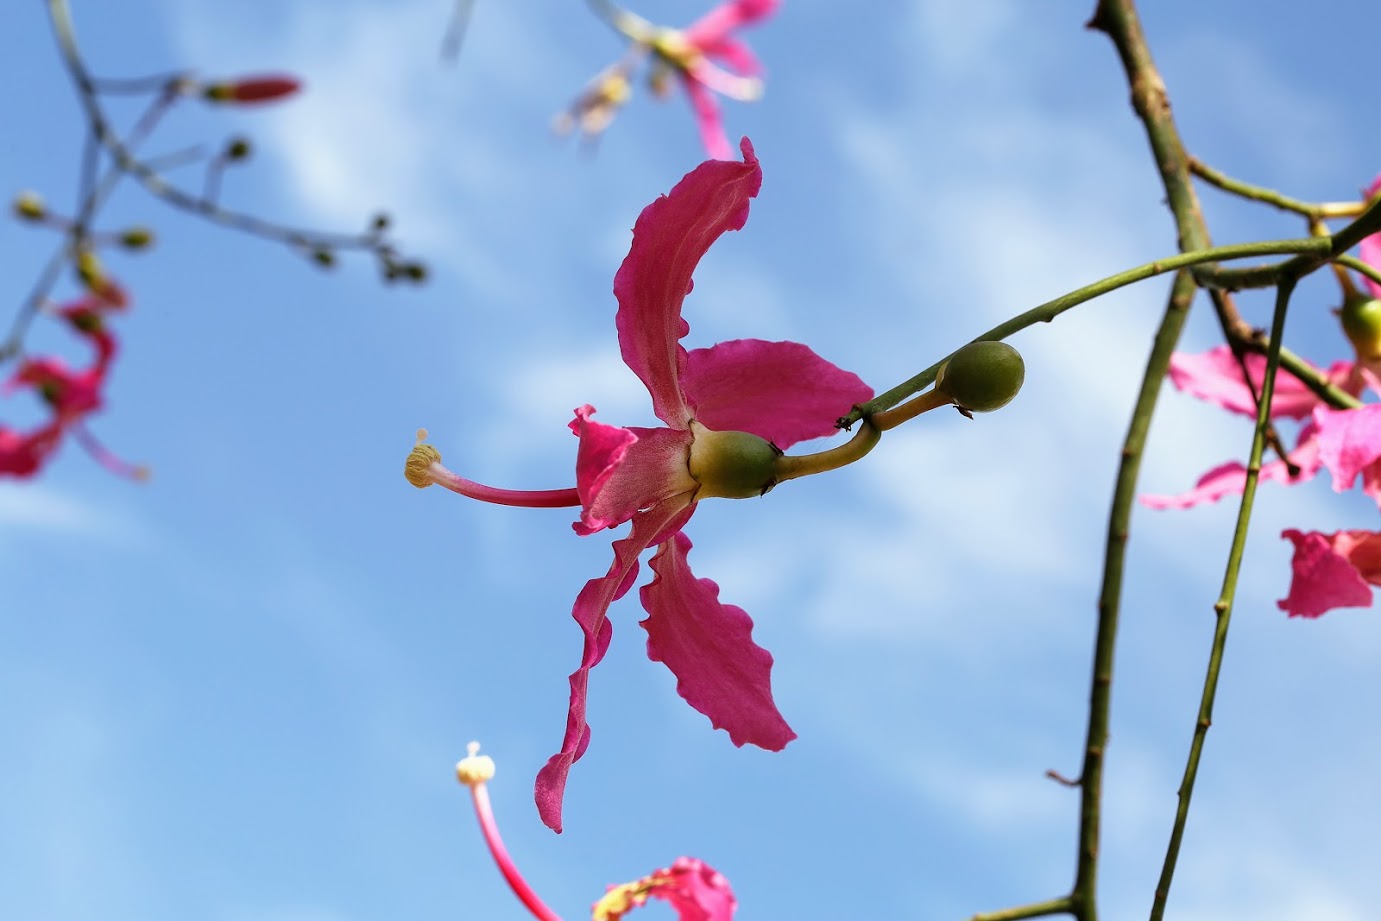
311 248 336 268
401 262 428 283
371 212 391 231
225 137 253 161
936 341 1025 413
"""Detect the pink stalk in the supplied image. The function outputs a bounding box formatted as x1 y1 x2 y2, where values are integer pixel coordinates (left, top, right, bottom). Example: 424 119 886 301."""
458 744 563 921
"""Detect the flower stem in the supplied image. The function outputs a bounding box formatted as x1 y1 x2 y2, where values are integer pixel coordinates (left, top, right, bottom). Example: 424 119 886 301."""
1149 275 1297 921
838 237 1329 430
773 421 880 483
868 388 950 431
1188 157 1365 220
463 771 563 921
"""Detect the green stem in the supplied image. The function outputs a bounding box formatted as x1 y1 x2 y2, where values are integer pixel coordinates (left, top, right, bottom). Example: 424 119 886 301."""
1148 275 1298 921
1072 271 1195 920
967 896 1075 921
1188 157 1364 219
1336 253 1381 293
839 238 1327 427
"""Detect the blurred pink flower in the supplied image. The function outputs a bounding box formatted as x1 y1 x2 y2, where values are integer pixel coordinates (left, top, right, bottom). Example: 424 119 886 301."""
1278 529 1381 617
408 140 871 832
1358 173 1381 299
593 857 737 921
560 0 780 159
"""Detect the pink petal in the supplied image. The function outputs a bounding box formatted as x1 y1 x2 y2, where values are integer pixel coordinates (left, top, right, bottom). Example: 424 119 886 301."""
535 495 695 833
1313 403 1381 495
571 406 697 535
682 76 734 160
1141 425 1322 510
683 338 873 449
615 141 760 426
1359 233 1381 300
640 530 796 751
1277 529 1379 618
1361 173 1381 299
684 0 780 46
699 36 763 76
1167 346 1333 420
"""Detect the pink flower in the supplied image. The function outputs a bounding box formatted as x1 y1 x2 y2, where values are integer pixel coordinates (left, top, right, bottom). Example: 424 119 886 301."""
457 743 737 921
1278 529 1381 617
408 140 871 832
560 0 780 159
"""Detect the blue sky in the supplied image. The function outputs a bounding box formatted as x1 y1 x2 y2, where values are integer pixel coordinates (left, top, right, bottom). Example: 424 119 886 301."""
2 1 1379 919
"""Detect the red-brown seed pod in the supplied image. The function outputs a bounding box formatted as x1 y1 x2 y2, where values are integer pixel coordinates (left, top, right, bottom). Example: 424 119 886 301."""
203 75 302 105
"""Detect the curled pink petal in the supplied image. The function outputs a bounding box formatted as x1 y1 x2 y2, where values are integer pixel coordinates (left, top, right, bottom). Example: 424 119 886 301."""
615 141 760 426
572 406 697 535
1142 421 1323 510
1167 346 1336 420
640 531 796 751
1314 403 1381 495
1277 529 1381 618
536 495 694 833
683 339 873 449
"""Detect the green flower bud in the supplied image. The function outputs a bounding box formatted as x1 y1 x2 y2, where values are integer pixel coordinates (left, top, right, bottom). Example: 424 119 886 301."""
687 422 780 499
13 191 45 221
936 340 1025 413
1340 295 1381 361
119 226 155 249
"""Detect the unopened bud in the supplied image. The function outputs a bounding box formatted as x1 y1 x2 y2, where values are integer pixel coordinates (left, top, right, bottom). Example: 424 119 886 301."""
936 341 1026 414
224 137 253 161
203 75 302 105
119 226 155 249
311 248 336 268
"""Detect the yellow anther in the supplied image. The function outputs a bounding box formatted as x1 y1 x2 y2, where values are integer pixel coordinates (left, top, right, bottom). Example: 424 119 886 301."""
455 741 496 788
405 434 442 489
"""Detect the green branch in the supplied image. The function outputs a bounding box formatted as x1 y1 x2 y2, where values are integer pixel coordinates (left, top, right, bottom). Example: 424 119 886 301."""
840 238 1327 428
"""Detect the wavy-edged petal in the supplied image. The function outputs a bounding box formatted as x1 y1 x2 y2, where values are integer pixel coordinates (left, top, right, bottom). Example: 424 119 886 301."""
683 338 873 449
640 530 795 751
535 494 694 833
571 406 696 535
615 140 761 425
1167 346 1342 420
1314 403 1381 497
1277 529 1381 618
